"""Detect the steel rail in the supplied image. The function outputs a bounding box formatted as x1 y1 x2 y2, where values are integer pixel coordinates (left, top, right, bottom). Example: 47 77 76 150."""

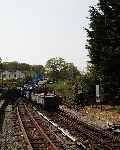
49 110 113 150
62 111 116 150
31 104 92 149
24 104 58 150
30 108 75 149
60 111 113 150
16 107 33 150
61 107 120 142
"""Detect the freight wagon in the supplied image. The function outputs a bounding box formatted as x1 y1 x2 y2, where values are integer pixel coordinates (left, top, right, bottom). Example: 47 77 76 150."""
30 92 61 111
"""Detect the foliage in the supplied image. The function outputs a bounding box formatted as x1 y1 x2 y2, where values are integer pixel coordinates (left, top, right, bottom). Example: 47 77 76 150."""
61 63 80 80
0 57 1 63
47 80 74 97
0 79 17 89
86 0 120 102
45 57 80 81
2 61 19 71
31 65 45 75
0 60 45 83
45 57 65 81
0 61 44 73
73 65 96 96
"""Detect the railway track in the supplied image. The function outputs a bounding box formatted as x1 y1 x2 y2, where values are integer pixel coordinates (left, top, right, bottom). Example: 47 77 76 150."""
13 100 120 149
17 103 59 150
40 108 120 150
58 111 113 149
61 107 120 141
25 104 80 150
12 110 33 150
28 104 111 149
16 102 79 150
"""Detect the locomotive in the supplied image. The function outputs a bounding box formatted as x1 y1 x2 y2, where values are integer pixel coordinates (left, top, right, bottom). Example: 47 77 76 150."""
23 85 62 111
31 92 60 111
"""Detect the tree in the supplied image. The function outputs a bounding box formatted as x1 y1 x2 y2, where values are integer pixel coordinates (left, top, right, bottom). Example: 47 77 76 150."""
86 0 120 103
5 61 19 71
61 63 80 80
45 57 80 81
31 65 45 75
45 57 66 81
19 63 30 71
0 57 2 72
0 58 2 87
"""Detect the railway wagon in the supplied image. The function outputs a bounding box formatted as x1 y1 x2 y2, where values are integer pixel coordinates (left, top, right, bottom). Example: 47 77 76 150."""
31 92 60 111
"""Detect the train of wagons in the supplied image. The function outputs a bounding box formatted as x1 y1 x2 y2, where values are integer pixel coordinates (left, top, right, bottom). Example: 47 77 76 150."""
31 92 61 111
23 84 62 111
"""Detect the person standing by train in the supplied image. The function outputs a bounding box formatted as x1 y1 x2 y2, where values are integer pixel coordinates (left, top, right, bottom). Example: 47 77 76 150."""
44 84 49 96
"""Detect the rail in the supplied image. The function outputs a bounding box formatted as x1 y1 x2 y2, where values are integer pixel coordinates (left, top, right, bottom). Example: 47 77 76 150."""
24 104 58 150
16 107 33 150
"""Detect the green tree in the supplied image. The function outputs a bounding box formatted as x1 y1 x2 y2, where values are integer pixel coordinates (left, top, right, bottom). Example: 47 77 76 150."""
31 65 45 75
81 65 96 95
5 61 18 71
61 63 80 80
86 0 120 103
45 57 80 81
0 58 3 87
0 57 2 72
45 57 66 81
19 63 30 71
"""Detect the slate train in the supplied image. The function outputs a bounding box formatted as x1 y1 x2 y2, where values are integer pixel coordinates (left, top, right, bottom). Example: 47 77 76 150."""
23 86 62 111
31 92 61 111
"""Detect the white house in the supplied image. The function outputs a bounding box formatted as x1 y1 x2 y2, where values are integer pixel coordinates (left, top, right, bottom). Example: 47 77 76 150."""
0 70 25 80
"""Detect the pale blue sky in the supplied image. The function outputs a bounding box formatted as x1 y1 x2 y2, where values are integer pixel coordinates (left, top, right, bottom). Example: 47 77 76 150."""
0 0 97 71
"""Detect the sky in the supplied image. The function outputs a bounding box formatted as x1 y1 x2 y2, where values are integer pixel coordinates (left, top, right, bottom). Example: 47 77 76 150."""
0 0 97 71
